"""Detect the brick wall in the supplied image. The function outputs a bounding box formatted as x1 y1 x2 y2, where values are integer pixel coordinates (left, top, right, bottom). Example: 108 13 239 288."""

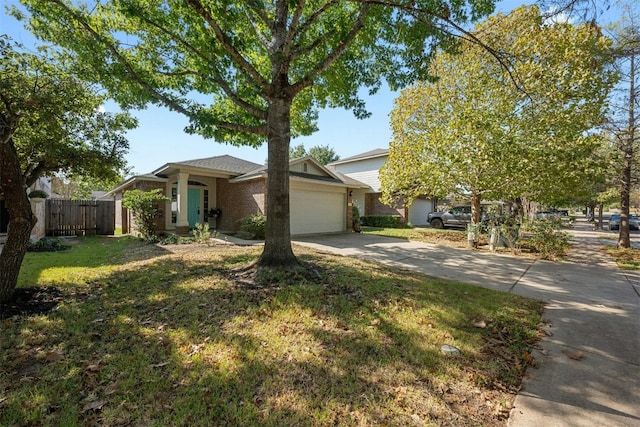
365 192 406 221
216 179 266 232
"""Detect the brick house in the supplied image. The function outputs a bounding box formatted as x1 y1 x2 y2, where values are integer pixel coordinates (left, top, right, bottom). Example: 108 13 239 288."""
327 149 434 225
106 155 368 236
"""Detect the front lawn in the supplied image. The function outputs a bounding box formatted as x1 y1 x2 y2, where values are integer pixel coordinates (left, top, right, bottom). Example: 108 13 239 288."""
605 247 640 270
1 236 544 426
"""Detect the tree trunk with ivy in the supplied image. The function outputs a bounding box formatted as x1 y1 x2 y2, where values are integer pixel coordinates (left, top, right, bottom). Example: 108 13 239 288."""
0 136 37 303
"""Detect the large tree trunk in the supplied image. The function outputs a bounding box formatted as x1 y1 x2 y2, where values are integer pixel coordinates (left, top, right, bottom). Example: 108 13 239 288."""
0 137 37 303
258 95 299 268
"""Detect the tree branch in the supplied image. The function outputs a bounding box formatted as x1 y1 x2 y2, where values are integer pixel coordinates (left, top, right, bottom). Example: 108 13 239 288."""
133 13 268 119
184 0 269 90
290 2 371 95
359 0 530 97
49 0 193 117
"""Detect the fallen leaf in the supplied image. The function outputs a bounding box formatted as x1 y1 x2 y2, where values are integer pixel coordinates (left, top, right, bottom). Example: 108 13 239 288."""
473 320 487 329
84 364 101 372
562 349 585 360
45 351 64 361
150 361 170 368
370 318 380 326
82 399 107 412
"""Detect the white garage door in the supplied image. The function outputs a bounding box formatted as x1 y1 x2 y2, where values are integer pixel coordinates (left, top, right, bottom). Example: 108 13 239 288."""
290 185 346 235
408 199 433 226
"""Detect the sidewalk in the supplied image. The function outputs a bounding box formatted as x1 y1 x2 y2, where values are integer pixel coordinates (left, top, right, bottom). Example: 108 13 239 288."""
294 221 640 426
507 220 640 427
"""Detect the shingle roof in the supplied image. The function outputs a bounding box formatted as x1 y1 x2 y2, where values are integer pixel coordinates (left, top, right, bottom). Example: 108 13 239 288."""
172 155 263 175
327 148 389 165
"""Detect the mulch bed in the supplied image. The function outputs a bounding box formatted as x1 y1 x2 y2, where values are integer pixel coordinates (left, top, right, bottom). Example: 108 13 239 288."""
0 287 63 319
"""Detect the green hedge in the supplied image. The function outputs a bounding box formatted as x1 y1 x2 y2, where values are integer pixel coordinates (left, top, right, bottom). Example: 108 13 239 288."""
361 215 404 228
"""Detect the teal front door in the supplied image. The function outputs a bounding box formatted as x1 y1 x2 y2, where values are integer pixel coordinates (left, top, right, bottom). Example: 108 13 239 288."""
187 188 200 227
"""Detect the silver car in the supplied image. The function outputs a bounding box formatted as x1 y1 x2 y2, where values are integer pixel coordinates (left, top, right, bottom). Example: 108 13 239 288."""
608 214 639 231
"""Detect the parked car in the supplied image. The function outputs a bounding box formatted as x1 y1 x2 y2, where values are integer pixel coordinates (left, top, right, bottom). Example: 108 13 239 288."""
535 209 569 219
427 206 471 229
427 206 488 229
608 214 640 231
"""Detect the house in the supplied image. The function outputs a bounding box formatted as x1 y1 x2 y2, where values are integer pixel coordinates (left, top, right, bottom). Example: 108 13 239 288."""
327 149 434 226
106 155 369 236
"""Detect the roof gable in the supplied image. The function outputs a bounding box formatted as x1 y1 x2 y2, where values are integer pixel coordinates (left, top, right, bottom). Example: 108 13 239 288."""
327 148 389 166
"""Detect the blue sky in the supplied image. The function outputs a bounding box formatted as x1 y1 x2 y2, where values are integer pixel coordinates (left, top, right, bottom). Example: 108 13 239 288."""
1 1 621 175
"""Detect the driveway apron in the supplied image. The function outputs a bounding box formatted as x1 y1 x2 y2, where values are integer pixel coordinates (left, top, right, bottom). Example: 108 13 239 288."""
294 222 640 427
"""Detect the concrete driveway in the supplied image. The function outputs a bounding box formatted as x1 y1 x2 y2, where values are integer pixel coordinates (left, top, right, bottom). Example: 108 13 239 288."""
295 233 536 293
294 223 640 427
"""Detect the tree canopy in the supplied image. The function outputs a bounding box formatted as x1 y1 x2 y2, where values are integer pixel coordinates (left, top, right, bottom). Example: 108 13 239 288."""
380 6 616 222
13 0 497 271
0 38 135 302
605 4 640 247
290 144 340 165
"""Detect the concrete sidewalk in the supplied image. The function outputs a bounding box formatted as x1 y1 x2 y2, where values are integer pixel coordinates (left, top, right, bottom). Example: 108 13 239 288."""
294 222 640 426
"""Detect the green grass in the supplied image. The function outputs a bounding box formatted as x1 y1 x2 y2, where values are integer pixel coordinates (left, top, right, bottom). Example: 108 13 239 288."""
1 237 544 426
362 226 481 247
606 247 640 270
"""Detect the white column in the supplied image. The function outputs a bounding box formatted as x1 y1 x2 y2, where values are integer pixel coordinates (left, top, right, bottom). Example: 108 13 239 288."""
176 172 189 227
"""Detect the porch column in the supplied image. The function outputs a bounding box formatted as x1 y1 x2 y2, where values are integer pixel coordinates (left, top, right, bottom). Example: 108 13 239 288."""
176 172 189 232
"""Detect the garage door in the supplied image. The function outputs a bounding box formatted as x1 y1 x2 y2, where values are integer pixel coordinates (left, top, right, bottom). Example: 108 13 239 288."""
408 199 433 226
290 185 346 235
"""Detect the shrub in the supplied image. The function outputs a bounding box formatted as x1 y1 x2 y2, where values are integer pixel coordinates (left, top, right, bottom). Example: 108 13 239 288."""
193 222 215 243
121 189 170 240
352 206 362 232
160 234 195 245
27 237 70 252
526 218 571 259
238 213 266 239
28 189 49 199
361 215 404 228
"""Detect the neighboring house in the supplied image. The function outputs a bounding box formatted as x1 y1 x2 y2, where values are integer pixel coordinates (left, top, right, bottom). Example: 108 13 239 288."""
106 155 368 236
327 149 434 226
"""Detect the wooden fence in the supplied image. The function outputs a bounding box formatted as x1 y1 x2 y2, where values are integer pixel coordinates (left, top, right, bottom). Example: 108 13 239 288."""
46 199 115 236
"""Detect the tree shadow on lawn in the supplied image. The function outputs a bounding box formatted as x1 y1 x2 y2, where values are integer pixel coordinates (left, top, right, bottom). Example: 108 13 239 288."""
2 236 172 318
0 245 542 426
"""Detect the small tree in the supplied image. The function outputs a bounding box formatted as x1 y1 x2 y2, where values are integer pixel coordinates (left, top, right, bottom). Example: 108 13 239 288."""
0 38 133 303
289 144 340 165
121 189 169 239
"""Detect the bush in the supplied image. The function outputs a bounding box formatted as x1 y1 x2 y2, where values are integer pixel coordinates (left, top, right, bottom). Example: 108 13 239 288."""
526 218 570 259
159 234 195 245
238 213 266 239
352 206 362 232
121 189 170 240
360 215 404 228
27 237 70 252
193 222 215 243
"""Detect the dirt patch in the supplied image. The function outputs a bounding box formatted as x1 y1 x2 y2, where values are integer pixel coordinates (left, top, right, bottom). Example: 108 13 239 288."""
0 287 63 319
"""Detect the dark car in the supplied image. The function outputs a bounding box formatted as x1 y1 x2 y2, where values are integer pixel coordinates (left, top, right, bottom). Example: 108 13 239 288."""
608 214 639 231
